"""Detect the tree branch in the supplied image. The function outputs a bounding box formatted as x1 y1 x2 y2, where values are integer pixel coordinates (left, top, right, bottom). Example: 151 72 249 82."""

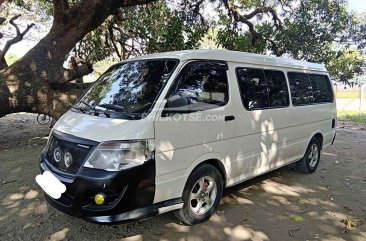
53 0 70 25
61 63 94 84
222 0 282 45
108 23 122 60
68 0 157 31
264 37 283 56
44 0 158 84
9 14 21 35
0 15 35 66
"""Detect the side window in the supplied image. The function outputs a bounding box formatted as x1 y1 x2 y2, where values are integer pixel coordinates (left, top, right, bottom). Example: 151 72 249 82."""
309 74 333 103
236 68 268 110
165 61 229 112
264 70 289 107
288 72 314 105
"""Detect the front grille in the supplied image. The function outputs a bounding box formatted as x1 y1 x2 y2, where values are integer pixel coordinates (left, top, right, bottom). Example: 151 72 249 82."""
46 132 95 175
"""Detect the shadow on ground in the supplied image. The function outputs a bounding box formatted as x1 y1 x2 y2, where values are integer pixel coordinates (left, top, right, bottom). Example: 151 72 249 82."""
0 114 365 241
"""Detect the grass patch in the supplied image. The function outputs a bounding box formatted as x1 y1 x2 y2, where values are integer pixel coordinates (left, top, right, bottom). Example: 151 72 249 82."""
336 91 366 99
337 110 366 123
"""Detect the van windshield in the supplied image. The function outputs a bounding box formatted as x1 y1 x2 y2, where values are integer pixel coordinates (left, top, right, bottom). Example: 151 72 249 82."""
73 59 179 119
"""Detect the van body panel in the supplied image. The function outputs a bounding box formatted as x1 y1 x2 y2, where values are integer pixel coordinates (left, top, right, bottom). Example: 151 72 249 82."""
53 110 155 142
126 50 327 72
153 63 236 203
39 50 337 224
154 149 231 203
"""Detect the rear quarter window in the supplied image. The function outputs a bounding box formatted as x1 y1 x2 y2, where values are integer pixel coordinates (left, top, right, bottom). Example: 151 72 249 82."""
309 74 333 103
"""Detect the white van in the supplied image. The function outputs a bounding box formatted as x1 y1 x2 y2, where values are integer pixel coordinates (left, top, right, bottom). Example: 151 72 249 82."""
37 50 336 225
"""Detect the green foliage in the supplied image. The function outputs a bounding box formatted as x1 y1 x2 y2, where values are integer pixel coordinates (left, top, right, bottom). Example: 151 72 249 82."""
292 5 366 85
216 0 270 54
78 28 110 63
291 215 304 222
216 0 364 83
92 59 119 79
1 0 52 23
217 28 266 53
77 1 207 63
350 12 366 55
326 49 365 83
3 0 365 85
337 110 366 123
5 53 20 65
278 0 352 60
200 28 221 49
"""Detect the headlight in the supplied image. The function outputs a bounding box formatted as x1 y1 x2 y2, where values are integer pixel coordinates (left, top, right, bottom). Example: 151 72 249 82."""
83 140 154 171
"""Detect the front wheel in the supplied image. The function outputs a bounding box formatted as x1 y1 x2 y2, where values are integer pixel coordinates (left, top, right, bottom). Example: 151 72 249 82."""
175 164 223 225
296 137 321 174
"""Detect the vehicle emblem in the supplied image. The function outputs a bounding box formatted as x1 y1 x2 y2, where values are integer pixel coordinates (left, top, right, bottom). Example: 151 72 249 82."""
53 147 62 162
64 152 73 168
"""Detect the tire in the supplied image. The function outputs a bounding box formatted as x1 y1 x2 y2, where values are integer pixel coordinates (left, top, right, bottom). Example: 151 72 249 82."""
175 164 223 225
296 137 321 174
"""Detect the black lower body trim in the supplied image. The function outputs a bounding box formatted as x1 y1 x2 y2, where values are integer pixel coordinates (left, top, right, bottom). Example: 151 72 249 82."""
45 194 182 224
331 132 336 145
40 151 157 223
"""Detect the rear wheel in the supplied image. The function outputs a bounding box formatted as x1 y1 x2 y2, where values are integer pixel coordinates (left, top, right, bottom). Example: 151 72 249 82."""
296 137 321 174
175 164 223 225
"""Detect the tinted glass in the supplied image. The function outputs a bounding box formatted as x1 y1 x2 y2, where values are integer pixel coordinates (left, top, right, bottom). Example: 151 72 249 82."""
76 59 178 119
236 68 268 110
288 72 314 105
264 70 289 107
167 61 229 112
309 74 333 103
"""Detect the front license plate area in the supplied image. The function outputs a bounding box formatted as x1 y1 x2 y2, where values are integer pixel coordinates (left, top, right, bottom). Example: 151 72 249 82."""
36 171 66 199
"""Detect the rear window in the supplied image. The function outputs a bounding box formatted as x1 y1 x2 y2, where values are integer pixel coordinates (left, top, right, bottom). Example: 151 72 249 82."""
288 72 333 106
309 74 333 103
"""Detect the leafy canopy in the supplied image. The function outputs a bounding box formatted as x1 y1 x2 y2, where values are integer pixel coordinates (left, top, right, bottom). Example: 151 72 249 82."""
2 0 365 83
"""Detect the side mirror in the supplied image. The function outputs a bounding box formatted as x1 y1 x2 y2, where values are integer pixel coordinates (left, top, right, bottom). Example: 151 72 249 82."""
161 93 190 116
166 93 190 109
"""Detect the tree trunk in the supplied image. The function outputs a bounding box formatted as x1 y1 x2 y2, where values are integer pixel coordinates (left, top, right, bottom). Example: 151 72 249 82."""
0 0 156 119
0 28 91 118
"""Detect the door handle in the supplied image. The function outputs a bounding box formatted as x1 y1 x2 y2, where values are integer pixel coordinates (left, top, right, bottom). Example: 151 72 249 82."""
224 115 235 121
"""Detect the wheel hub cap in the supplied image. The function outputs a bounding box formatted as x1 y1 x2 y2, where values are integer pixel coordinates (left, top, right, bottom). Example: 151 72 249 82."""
189 176 217 215
308 144 319 168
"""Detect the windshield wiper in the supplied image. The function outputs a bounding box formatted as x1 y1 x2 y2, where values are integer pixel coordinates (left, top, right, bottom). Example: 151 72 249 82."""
96 103 138 119
97 103 128 112
80 100 95 110
72 100 95 114
71 105 87 113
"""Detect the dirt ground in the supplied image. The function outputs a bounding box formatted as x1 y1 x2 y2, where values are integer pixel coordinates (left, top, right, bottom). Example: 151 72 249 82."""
0 113 365 241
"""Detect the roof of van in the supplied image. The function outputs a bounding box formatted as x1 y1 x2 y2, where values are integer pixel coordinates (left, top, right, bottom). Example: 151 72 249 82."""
129 49 327 72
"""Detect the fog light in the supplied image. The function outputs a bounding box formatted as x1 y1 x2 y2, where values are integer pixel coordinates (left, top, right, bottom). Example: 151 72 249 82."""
94 193 105 205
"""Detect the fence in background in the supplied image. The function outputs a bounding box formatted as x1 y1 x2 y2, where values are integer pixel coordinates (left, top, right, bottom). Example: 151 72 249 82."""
335 83 365 112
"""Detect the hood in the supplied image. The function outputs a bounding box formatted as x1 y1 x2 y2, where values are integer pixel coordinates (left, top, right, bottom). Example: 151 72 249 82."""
53 110 154 142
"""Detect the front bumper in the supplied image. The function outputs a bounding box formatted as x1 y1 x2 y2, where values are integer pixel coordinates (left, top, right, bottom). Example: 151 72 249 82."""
40 152 158 224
